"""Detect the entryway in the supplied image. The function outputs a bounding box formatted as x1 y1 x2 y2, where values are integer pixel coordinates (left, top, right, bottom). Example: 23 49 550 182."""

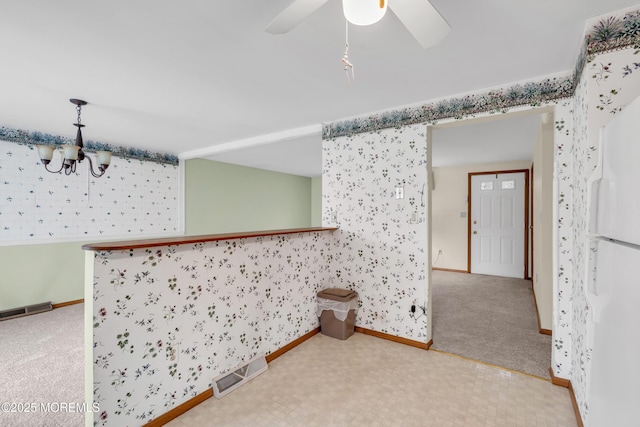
429 110 555 379
469 170 528 279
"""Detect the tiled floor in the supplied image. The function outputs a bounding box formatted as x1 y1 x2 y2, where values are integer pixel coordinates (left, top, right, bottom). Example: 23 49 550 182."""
167 332 577 426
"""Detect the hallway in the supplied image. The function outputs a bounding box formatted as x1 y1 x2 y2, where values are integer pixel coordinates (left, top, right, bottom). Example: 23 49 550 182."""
430 270 551 379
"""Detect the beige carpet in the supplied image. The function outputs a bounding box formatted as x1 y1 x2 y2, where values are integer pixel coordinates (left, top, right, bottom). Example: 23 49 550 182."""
430 270 552 379
0 304 84 427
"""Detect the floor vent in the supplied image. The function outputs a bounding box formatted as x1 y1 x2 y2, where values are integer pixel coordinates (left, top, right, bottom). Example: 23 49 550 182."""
213 354 268 398
0 302 53 321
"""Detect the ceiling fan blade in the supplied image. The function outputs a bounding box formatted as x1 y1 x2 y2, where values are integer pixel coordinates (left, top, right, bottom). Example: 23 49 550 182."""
389 0 451 49
265 0 330 34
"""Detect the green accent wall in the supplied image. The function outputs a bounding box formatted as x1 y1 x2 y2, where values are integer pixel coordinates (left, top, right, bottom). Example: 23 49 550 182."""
311 176 322 227
0 159 318 311
0 241 86 311
185 159 313 235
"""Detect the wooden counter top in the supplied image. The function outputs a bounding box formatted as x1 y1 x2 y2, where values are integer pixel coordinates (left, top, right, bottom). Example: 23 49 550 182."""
82 227 338 251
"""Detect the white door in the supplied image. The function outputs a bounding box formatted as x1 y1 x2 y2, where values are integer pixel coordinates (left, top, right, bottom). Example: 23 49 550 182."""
470 172 526 278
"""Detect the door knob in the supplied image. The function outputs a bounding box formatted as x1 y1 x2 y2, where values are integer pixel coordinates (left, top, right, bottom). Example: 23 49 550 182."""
473 231 477 234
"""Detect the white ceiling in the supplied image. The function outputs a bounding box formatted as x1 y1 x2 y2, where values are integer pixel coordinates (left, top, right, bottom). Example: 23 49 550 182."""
431 112 544 168
1 1 637 177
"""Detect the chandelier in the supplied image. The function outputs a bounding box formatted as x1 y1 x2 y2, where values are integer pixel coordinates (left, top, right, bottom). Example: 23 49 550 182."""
36 99 112 178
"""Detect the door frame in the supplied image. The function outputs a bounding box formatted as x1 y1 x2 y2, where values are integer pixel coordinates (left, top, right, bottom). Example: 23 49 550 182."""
530 163 534 281
467 169 530 278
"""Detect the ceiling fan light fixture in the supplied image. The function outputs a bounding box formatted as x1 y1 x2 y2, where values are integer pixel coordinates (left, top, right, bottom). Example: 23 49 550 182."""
343 0 387 26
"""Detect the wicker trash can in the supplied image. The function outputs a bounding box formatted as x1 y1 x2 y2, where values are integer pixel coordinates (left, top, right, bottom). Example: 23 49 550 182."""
317 288 358 340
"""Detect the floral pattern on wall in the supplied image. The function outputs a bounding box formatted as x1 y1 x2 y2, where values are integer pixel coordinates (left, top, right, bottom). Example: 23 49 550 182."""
570 71 590 420
585 10 640 57
322 76 574 139
91 231 333 426
323 100 579 380
0 126 178 165
552 100 574 380
82 5 640 426
320 9 640 425
572 9 640 90
0 139 180 243
322 125 429 342
571 39 640 422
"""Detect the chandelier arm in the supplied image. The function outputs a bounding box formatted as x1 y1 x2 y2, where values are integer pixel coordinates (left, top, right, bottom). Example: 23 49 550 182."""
65 161 76 175
43 161 65 174
85 155 105 178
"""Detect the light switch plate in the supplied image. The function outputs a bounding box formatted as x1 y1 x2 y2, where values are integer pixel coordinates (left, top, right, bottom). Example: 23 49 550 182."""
395 187 404 199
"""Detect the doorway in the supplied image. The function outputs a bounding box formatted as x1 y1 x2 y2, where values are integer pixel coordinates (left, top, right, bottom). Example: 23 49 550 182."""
428 110 552 379
468 170 529 279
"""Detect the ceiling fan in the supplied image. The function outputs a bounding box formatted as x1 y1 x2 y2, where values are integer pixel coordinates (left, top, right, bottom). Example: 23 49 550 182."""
265 0 451 50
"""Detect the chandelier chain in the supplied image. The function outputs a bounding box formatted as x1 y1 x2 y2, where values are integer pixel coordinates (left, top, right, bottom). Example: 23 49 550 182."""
76 104 82 126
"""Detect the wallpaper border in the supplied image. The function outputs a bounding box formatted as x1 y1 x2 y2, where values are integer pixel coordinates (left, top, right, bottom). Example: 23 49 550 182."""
323 8 640 140
573 9 640 90
0 127 179 166
322 76 574 139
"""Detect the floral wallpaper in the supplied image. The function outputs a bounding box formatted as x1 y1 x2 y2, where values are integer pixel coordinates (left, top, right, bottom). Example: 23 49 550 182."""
0 125 178 165
90 231 333 426
81 5 640 427
582 9 640 68
322 125 429 342
569 69 591 420
570 15 640 421
552 100 574 381
322 76 574 139
322 2 639 144
0 139 180 243
320 6 640 425
326 5 640 142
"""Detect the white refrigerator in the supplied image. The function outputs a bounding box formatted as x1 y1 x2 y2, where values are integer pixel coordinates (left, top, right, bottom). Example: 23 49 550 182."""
585 95 640 426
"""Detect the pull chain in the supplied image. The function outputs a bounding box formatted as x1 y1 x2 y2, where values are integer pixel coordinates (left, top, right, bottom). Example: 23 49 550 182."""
342 20 354 84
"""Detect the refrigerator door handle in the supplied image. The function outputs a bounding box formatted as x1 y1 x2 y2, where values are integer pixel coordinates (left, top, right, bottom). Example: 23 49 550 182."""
585 236 602 323
584 131 606 323
586 130 605 236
